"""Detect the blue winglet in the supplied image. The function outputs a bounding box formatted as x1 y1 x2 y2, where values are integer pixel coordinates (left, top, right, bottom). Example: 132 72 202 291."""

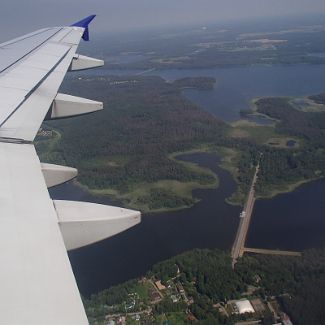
71 15 96 41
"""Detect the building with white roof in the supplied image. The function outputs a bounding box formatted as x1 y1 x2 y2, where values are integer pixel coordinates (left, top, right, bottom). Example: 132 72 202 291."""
234 299 255 314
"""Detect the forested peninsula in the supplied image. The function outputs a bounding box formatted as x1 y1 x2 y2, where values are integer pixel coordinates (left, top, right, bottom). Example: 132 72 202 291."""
36 75 325 212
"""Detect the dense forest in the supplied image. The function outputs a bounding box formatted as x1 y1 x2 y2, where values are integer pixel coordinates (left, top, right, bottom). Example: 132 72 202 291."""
85 249 325 325
252 97 325 195
36 75 325 210
151 249 325 324
36 76 235 211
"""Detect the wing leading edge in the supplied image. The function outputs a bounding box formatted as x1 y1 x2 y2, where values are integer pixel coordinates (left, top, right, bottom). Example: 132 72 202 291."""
0 17 141 325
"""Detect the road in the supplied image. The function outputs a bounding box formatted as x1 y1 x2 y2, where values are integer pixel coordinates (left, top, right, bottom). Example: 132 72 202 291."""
243 248 302 257
231 163 260 267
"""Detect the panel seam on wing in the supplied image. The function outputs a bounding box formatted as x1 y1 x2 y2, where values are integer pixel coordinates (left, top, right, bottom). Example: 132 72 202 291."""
0 28 64 75
0 47 72 128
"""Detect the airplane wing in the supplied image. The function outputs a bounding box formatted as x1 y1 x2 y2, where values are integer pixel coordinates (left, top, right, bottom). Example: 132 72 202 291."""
0 16 141 325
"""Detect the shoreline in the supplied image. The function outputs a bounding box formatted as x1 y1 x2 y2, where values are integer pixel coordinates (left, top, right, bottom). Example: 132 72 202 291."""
73 144 322 213
256 176 324 201
73 146 220 214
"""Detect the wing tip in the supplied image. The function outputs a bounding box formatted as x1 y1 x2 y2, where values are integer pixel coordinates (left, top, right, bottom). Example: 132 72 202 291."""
71 15 96 42
71 15 96 28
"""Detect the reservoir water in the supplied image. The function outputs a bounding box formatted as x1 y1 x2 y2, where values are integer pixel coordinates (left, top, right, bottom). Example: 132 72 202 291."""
51 153 240 296
247 178 325 251
79 64 325 121
57 64 325 295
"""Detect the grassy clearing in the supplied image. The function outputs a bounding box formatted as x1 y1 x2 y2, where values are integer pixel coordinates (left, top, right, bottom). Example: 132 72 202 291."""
123 182 197 213
217 147 239 177
265 137 299 148
168 146 218 179
226 191 246 206
133 282 150 302
229 122 277 143
85 185 120 197
230 118 300 149
230 119 260 128
215 147 247 206
79 156 129 169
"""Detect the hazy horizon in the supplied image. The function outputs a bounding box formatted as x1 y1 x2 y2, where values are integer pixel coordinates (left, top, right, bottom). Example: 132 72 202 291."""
1 0 325 42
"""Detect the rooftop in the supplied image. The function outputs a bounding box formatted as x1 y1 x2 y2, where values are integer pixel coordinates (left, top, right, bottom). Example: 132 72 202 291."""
235 299 255 314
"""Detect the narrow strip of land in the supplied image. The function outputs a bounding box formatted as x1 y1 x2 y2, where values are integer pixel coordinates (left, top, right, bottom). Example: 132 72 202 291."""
231 163 260 267
243 247 302 257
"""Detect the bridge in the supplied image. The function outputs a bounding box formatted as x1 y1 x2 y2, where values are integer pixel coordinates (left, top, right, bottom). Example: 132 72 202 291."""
243 247 302 257
231 160 302 267
231 163 260 267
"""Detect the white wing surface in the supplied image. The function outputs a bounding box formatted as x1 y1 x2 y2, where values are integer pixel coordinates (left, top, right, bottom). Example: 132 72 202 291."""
0 142 90 324
0 24 83 140
0 16 141 325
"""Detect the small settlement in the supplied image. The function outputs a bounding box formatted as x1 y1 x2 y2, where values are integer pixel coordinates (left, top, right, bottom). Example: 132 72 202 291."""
102 273 294 325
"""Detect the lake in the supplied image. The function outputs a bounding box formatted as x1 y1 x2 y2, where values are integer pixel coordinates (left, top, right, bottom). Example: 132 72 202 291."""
247 178 325 251
50 153 241 296
77 64 325 121
51 156 325 296
56 63 325 295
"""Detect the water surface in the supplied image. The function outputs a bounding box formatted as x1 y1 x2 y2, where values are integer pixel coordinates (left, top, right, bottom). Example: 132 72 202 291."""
78 64 325 121
50 153 240 296
58 63 325 295
247 178 325 251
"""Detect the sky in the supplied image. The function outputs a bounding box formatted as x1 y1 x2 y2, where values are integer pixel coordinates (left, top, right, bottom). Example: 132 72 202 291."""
1 0 325 41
